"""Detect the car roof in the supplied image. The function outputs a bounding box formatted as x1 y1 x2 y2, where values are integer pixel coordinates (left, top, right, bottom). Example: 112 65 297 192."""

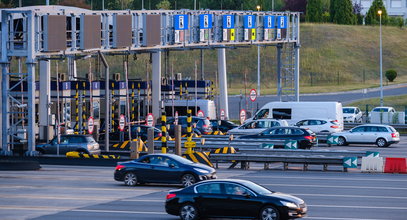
195 179 254 185
343 107 358 109
356 124 392 127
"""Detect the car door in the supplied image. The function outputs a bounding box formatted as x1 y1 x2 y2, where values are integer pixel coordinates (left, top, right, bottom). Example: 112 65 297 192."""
222 183 260 218
364 126 380 144
194 183 226 217
346 126 366 143
49 136 69 154
66 136 85 153
147 156 178 183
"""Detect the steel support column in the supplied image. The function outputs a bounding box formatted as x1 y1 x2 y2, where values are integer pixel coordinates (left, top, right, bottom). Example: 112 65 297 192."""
276 44 282 101
39 60 51 142
217 48 229 119
294 44 300 102
152 51 162 118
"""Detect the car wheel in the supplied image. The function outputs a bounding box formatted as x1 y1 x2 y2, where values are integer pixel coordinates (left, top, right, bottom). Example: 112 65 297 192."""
337 137 348 146
259 205 280 220
179 203 199 220
124 172 138 186
181 174 196 187
376 138 388 147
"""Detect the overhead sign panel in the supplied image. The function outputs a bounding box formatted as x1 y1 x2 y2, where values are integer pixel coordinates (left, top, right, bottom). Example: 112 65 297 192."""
244 15 256 29
264 15 275 29
223 15 235 29
277 16 288 29
174 15 189 30
44 15 67 51
80 15 101 50
199 14 213 29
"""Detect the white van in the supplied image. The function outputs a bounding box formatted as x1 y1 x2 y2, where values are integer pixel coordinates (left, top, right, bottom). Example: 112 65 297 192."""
247 101 344 129
163 99 217 119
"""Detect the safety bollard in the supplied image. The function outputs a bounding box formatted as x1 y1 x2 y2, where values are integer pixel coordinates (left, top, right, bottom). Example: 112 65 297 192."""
147 128 155 154
161 111 167 153
175 125 182 156
130 140 139 159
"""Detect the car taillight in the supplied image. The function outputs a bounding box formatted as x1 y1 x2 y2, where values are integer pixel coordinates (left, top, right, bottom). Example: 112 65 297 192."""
330 125 339 128
166 193 176 200
115 165 125 170
304 136 313 140
158 132 162 137
391 133 397 138
203 124 208 128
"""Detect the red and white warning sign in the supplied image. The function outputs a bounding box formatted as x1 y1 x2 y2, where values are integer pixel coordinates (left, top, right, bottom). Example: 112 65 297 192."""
146 113 154 126
119 114 126 131
87 116 94 134
174 111 179 125
197 110 205 118
249 89 257 102
220 109 225 120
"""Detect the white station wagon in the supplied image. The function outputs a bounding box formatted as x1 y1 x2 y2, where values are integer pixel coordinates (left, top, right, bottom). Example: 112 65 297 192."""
335 124 400 147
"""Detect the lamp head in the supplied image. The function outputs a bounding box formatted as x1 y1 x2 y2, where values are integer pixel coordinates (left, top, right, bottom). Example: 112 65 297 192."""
378 10 382 15
256 5 261 11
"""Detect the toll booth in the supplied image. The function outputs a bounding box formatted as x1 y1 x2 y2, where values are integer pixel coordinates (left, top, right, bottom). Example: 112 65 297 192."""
61 81 73 132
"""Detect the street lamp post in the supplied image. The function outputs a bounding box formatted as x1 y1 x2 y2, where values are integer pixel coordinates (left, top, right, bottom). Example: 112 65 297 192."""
378 10 383 107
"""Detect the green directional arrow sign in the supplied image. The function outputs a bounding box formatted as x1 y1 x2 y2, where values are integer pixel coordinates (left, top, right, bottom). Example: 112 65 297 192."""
261 143 274 149
365 151 380 157
327 135 339 145
343 157 358 168
284 140 297 149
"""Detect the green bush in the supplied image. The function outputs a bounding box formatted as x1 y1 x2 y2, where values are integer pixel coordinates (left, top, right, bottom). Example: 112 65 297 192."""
385 69 397 82
388 16 404 28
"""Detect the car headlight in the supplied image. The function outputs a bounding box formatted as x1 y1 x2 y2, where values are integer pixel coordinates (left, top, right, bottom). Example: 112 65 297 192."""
194 168 209 174
281 201 299 209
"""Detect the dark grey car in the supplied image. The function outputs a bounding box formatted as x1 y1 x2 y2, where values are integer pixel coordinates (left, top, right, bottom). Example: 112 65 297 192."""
36 135 101 155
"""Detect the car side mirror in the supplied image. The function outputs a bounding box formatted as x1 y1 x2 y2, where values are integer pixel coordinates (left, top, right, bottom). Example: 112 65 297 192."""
169 164 176 168
349 130 353 133
244 193 251 198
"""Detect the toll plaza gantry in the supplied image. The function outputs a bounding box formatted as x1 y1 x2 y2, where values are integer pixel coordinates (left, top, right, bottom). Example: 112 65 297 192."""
0 5 300 156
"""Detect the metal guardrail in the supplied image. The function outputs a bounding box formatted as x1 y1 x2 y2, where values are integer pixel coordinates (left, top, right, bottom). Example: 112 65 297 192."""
237 149 366 157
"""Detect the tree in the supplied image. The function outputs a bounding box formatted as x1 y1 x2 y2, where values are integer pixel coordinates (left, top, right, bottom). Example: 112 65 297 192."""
365 0 388 25
333 0 355 24
330 0 338 22
385 69 397 82
306 0 323 22
353 1 363 24
156 0 170 9
60 0 91 9
283 0 307 13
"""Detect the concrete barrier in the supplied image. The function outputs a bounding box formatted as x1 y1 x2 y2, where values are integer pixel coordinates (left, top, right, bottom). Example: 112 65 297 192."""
361 156 384 173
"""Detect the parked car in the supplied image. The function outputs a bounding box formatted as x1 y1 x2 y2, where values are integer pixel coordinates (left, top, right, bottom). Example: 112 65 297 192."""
335 124 400 147
228 119 289 136
368 106 397 122
114 154 216 187
36 135 100 155
99 125 162 142
165 179 307 220
295 119 342 133
210 119 238 133
166 116 213 136
237 127 317 149
342 107 363 123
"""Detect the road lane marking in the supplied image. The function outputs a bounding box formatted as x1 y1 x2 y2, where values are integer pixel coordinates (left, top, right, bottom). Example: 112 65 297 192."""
0 206 74 211
72 209 167 215
304 217 386 220
261 183 407 190
0 185 167 192
242 175 407 182
309 204 407 210
293 193 407 200
0 194 124 201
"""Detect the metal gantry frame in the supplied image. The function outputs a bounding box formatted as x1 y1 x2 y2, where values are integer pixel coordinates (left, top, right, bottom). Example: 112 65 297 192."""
0 6 300 155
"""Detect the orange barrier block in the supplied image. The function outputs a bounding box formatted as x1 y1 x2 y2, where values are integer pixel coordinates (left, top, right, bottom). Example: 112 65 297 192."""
384 158 407 174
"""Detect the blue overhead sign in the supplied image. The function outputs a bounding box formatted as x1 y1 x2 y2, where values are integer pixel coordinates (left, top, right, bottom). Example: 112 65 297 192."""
223 15 235 29
264 15 275 29
174 15 188 30
277 16 288 29
199 14 213 29
243 15 256 29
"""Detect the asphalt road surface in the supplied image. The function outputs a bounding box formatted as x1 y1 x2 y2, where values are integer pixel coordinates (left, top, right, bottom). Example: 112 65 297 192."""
1 137 407 220
227 83 407 119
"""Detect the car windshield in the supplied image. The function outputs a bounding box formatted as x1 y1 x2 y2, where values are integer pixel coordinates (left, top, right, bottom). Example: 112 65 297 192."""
172 156 194 164
242 181 272 195
343 108 354 113
85 136 96 143
373 108 389 112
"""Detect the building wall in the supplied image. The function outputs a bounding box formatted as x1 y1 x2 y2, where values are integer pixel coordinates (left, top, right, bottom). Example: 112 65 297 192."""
354 0 407 18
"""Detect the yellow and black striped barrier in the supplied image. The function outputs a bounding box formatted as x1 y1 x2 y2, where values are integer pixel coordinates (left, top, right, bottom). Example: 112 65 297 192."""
66 151 120 159
210 146 237 155
209 131 225 135
112 139 147 152
161 111 167 153
182 151 213 168
181 133 201 138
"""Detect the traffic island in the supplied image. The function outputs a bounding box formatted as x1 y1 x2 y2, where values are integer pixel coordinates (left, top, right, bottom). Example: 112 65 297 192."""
0 159 41 171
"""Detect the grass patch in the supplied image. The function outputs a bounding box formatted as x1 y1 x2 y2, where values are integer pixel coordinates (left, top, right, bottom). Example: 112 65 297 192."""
346 94 407 112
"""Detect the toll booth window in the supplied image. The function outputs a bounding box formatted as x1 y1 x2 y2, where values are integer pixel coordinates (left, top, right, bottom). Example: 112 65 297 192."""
272 108 291 119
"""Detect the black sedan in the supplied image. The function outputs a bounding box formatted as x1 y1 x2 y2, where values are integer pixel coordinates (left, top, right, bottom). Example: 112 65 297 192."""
237 126 317 149
210 119 238 133
114 154 216 187
165 179 307 220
